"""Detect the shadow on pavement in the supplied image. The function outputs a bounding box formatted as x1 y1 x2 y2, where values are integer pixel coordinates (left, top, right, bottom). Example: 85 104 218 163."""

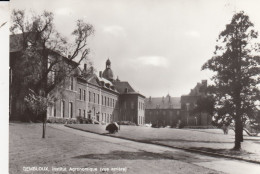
189 147 252 156
73 150 173 160
143 139 231 144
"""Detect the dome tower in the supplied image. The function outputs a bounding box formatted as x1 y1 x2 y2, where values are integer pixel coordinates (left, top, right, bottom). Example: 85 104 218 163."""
102 58 114 81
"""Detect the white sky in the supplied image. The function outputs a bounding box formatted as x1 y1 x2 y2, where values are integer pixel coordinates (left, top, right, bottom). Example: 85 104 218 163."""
10 0 260 97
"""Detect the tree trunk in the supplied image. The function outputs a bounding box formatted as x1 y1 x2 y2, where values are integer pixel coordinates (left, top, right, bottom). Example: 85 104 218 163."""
234 115 243 150
42 114 46 138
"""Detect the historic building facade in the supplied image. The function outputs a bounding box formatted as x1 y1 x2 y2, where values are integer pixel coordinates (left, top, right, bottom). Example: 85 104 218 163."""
46 59 146 125
145 95 182 127
145 80 211 127
47 66 120 124
180 80 211 126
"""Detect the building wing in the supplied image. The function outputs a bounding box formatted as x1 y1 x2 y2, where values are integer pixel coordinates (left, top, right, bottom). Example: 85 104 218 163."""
145 96 181 109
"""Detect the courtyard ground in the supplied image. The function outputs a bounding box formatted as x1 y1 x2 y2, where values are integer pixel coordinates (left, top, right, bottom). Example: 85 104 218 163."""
10 123 232 174
66 124 260 163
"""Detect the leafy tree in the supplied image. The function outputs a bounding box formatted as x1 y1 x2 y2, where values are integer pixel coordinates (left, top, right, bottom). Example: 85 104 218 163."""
202 11 260 150
10 9 94 138
190 96 215 115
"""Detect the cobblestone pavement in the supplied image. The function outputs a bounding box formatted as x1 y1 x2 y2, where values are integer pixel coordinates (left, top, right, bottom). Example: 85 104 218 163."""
66 124 260 163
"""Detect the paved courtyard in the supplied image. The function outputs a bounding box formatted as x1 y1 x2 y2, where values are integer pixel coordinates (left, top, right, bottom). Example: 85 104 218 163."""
9 123 260 174
9 123 222 174
67 124 260 163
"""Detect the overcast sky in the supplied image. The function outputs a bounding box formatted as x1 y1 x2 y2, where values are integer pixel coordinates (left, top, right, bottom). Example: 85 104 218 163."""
10 0 260 97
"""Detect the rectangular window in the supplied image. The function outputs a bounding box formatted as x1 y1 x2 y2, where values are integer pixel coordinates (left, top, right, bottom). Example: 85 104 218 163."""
105 96 106 106
79 88 82 100
110 98 112 107
93 93 96 103
69 102 73 118
89 91 91 102
83 110 86 118
79 109 81 116
112 99 115 108
97 94 100 104
83 90 86 101
50 70 55 84
54 103 56 117
102 95 103 105
131 102 134 109
107 97 109 106
61 100 65 118
70 77 73 90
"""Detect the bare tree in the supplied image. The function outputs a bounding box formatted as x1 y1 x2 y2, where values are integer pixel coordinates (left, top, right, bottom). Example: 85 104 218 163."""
10 9 94 138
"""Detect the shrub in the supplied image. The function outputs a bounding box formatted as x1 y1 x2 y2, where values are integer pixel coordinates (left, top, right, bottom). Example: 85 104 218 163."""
117 121 136 126
106 123 119 134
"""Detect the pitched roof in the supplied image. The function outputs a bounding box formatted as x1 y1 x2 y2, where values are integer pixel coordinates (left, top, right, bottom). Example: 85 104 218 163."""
10 33 79 66
77 73 119 93
145 96 181 109
97 76 113 86
113 81 136 94
181 95 200 103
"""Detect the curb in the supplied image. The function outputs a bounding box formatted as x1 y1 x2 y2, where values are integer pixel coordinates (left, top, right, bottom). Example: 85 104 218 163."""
64 125 260 165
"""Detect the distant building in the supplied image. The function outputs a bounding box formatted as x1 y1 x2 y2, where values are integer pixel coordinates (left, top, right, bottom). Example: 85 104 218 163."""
145 80 211 127
180 80 211 126
145 94 182 127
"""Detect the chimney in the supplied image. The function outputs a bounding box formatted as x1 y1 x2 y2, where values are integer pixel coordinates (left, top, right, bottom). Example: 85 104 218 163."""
90 66 94 74
202 80 207 87
99 71 102 78
149 96 152 102
124 88 128 93
82 63 87 76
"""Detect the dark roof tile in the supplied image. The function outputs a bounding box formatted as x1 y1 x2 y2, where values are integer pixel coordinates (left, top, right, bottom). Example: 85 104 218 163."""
113 81 135 94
